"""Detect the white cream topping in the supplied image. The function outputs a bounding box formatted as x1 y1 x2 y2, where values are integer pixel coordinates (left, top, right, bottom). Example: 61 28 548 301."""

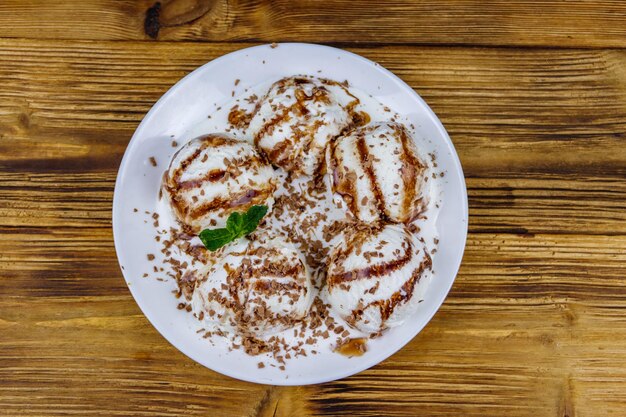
191 238 315 337
327 122 428 223
248 77 357 176
325 224 431 334
162 134 276 233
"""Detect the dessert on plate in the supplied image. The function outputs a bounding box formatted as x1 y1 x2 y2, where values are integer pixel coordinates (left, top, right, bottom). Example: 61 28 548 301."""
325 223 432 333
326 121 427 223
152 76 438 366
248 77 359 176
191 237 314 337
162 133 276 233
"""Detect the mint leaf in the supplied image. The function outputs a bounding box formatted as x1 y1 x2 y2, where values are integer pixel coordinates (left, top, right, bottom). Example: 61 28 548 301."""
198 205 269 251
226 211 244 234
198 228 234 251
242 205 269 234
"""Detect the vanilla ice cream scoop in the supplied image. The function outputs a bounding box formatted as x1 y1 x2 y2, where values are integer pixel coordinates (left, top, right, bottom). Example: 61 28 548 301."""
191 238 314 337
162 134 276 233
325 223 432 333
327 122 427 223
248 77 359 176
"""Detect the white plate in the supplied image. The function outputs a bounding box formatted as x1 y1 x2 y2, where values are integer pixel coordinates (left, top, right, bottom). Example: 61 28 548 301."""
113 43 468 385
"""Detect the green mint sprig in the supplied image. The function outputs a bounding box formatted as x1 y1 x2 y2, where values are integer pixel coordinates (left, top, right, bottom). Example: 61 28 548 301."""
198 205 268 251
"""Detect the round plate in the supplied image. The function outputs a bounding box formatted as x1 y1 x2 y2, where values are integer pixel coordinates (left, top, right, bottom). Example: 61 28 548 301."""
113 43 468 385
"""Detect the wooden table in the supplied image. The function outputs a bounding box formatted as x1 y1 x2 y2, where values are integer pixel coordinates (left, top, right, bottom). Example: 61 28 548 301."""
1 1 625 415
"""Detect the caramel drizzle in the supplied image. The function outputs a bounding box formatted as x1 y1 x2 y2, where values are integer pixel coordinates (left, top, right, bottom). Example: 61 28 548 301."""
175 156 259 190
169 146 204 185
319 77 361 112
335 338 367 357
353 254 432 323
176 169 225 190
355 133 388 219
254 77 346 173
165 135 244 218
186 186 273 220
327 223 379 268
297 118 326 160
227 249 306 289
253 80 311 149
267 139 294 167
328 139 359 217
327 237 414 284
165 143 209 218
169 134 238 183
396 124 425 222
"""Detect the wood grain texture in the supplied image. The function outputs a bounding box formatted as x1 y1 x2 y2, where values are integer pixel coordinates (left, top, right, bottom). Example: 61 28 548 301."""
2 0 626 48
0 28 625 417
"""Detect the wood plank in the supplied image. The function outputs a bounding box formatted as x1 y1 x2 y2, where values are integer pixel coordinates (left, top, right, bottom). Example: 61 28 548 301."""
2 234 626 415
2 0 626 48
468 174 626 235
0 298 270 417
